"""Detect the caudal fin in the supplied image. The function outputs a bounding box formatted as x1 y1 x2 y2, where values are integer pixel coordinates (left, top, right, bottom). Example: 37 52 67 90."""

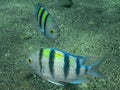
30 0 38 6
88 57 108 80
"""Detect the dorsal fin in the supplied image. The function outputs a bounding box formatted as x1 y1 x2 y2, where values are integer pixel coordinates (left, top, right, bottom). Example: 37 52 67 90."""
78 56 90 65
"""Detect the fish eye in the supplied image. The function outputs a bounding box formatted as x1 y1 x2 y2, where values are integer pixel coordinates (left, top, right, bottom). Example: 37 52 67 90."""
50 29 54 34
28 58 32 64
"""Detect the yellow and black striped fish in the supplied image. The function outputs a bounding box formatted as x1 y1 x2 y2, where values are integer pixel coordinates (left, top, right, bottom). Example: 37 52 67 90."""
32 1 60 39
27 48 108 85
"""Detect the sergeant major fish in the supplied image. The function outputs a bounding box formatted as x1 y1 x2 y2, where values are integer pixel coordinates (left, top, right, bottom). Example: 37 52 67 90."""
32 0 60 40
27 48 108 85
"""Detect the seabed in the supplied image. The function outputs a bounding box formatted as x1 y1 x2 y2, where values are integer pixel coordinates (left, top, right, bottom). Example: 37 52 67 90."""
0 0 120 90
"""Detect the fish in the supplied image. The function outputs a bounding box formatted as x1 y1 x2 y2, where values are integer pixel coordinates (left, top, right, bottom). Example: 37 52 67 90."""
31 0 60 40
62 0 73 8
27 48 108 85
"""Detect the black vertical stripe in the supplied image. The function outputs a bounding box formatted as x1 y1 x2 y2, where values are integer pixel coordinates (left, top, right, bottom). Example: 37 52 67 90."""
49 49 55 78
39 8 45 28
85 66 88 74
64 53 70 79
44 13 50 35
39 48 43 73
75 58 80 76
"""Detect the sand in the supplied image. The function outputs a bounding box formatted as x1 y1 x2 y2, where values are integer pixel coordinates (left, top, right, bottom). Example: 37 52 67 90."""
0 0 120 90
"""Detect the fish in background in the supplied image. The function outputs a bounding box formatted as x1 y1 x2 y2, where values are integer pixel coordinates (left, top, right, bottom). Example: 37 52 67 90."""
31 0 60 40
62 0 73 8
27 48 108 85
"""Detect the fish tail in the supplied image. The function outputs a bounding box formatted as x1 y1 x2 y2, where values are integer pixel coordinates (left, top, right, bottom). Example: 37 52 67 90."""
88 56 108 80
31 0 41 8
30 0 37 6
31 0 46 12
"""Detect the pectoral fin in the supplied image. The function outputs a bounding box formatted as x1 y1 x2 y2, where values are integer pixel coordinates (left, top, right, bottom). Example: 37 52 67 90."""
47 80 64 86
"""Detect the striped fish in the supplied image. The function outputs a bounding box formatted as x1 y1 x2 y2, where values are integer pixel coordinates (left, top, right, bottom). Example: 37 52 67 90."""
32 1 60 39
27 48 108 85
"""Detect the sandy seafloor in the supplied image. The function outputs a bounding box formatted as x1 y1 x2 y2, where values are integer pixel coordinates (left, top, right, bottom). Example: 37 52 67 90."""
0 0 120 90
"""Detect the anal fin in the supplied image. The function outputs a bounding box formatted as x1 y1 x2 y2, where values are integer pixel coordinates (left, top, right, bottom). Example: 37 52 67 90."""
69 76 89 84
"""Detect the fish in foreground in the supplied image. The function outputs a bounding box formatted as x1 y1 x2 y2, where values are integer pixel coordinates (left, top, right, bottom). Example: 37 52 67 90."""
27 48 108 85
32 0 60 40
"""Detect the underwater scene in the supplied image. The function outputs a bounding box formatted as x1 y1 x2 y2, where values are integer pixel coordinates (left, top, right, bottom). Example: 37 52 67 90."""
0 0 120 90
